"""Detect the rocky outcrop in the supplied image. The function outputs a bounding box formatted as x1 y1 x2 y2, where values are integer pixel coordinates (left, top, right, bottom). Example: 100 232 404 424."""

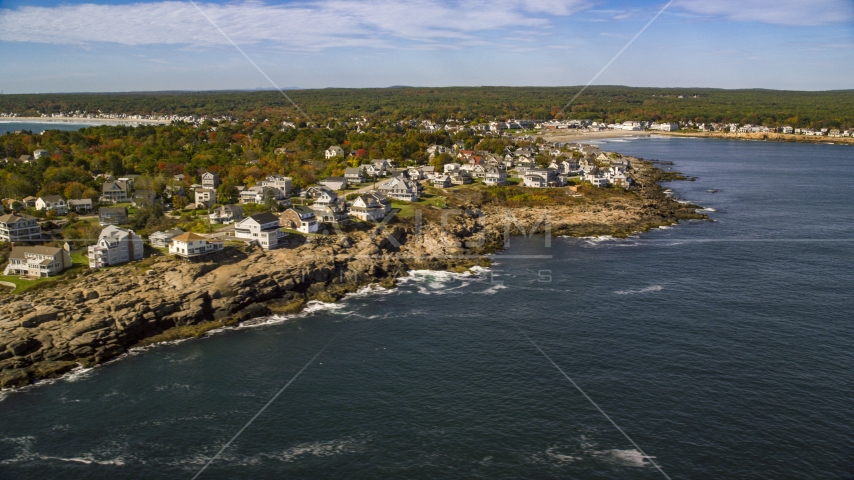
0 159 704 388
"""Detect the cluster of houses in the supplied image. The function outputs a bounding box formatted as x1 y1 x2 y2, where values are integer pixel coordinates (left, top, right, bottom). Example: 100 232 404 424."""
1 138 636 280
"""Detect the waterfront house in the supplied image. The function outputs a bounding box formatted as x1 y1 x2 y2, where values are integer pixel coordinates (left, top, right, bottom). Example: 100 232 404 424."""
0 213 41 242
450 173 472 186
33 149 50 159
349 195 385 222
194 188 216 209
22 196 38 208
209 204 243 224
308 190 348 223
325 146 345 159
67 199 93 213
234 213 287 249
201 172 220 189
101 180 130 203
280 206 319 234
313 203 349 224
344 167 366 183
483 167 507 186
369 192 392 213
99 207 128 226
319 177 348 191
433 175 452 188
18 155 34 164
88 226 144 268
35 195 67 215
168 232 224 259
149 228 184 247
4 245 71 277
377 176 420 202
523 172 547 188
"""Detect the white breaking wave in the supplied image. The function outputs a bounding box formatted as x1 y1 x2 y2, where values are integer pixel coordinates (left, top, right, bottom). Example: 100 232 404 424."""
615 285 664 295
595 448 649 467
475 284 508 295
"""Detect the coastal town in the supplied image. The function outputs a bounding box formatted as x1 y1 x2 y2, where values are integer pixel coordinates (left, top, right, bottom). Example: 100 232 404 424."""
4 110 852 138
0 132 634 284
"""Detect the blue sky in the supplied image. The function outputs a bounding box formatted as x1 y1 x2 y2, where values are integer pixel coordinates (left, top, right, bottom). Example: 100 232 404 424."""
1 0 852 93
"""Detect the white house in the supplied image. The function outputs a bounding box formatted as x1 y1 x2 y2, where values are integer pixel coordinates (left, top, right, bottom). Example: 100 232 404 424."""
325 146 345 159
149 228 184 247
523 172 547 188
4 245 71 277
433 174 452 188
239 185 289 205
483 167 507 186
88 226 144 268
344 167 366 183
0 213 42 242
260 175 293 198
35 195 67 215
234 212 287 249
209 204 243 224
280 206 319 234
377 176 419 202
32 149 50 159
194 188 216 209
319 177 348 191
444 162 461 173
67 198 93 213
349 195 385 222
201 171 220 189
169 232 224 258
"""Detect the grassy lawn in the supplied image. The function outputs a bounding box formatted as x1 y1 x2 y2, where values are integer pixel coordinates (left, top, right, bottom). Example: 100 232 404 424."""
391 195 447 218
0 252 89 294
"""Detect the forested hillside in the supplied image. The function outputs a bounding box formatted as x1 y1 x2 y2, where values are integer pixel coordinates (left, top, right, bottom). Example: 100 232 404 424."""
2 86 852 129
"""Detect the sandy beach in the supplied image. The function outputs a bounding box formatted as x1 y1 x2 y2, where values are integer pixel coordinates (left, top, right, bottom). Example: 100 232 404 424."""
528 129 652 142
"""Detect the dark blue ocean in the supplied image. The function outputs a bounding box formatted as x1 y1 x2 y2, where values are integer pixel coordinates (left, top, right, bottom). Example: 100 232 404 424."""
1 137 853 479
0 122 121 135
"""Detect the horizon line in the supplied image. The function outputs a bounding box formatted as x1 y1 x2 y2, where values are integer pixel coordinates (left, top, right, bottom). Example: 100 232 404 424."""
3 85 854 96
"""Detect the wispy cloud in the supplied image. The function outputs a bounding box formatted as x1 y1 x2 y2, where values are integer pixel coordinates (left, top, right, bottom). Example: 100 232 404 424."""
0 0 592 50
674 0 854 26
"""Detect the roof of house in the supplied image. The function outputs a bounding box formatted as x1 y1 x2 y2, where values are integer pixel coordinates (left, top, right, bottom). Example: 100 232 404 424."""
0 213 35 223
39 195 64 202
249 212 280 224
150 228 184 238
67 199 92 205
344 167 363 174
99 225 136 240
8 245 64 259
289 206 316 216
321 177 347 183
102 181 128 192
172 232 207 242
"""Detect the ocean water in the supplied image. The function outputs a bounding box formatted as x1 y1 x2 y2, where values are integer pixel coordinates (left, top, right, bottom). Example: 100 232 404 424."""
1 137 853 479
0 122 127 135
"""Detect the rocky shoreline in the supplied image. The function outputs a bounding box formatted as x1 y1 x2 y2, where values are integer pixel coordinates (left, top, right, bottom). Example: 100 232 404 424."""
0 159 706 389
